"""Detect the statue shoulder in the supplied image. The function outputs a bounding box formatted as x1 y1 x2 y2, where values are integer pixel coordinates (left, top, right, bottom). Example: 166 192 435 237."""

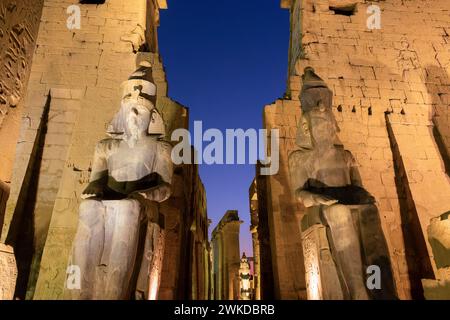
95 138 122 153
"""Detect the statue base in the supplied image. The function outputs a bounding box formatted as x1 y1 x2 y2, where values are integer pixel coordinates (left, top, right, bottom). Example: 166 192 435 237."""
301 204 397 300
301 217 344 300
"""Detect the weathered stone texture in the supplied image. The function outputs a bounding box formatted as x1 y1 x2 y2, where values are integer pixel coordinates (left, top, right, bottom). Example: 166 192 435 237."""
0 0 43 183
278 0 450 299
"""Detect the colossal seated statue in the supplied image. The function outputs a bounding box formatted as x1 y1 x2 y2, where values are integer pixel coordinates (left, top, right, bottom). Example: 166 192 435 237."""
68 61 173 300
289 67 397 300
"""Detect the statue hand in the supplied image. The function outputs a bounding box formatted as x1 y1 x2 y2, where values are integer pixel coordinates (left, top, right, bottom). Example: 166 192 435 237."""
296 190 338 207
82 181 105 199
136 183 171 203
313 194 338 206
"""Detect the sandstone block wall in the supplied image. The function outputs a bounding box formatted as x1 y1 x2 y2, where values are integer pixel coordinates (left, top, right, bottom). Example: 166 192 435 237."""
277 0 450 299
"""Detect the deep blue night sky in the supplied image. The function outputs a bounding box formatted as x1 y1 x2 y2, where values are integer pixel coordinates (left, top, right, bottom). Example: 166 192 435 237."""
158 0 289 256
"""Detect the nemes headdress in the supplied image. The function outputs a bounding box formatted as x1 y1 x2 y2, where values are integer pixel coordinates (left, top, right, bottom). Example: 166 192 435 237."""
107 62 166 137
300 67 333 113
121 61 157 107
296 67 340 149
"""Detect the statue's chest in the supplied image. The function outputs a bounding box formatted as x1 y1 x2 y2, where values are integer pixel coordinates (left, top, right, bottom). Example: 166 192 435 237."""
106 140 158 182
307 149 352 187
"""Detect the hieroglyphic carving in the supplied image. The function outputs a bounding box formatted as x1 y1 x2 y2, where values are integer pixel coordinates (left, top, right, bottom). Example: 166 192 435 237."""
0 0 43 126
0 243 17 300
301 227 322 300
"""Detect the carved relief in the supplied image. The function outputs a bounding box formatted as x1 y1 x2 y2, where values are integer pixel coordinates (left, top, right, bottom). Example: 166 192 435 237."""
0 0 42 125
0 243 17 300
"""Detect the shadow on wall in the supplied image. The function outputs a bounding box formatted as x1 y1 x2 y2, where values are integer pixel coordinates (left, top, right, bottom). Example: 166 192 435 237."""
5 94 51 300
425 65 450 177
385 113 435 300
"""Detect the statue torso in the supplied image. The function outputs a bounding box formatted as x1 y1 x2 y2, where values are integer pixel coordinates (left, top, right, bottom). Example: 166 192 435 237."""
95 137 173 196
106 138 158 182
293 147 353 188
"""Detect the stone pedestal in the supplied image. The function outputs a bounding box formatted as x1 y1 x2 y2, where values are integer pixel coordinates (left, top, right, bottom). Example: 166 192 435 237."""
135 217 165 300
301 204 397 300
301 220 343 300
0 243 17 300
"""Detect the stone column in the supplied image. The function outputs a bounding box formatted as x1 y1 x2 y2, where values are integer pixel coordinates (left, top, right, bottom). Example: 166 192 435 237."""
211 210 242 300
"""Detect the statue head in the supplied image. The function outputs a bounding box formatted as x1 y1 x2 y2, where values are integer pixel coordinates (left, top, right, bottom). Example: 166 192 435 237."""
107 62 166 138
296 67 340 149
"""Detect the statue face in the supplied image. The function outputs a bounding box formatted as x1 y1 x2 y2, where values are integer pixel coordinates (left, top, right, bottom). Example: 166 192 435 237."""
307 102 337 147
122 99 151 137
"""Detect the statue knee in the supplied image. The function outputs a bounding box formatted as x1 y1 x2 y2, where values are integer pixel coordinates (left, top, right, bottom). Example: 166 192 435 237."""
79 199 103 213
324 204 353 227
113 199 141 214
77 199 104 227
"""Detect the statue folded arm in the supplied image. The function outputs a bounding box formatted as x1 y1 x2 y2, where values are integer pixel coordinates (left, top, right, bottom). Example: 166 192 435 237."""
82 140 110 199
288 150 338 208
346 150 363 188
